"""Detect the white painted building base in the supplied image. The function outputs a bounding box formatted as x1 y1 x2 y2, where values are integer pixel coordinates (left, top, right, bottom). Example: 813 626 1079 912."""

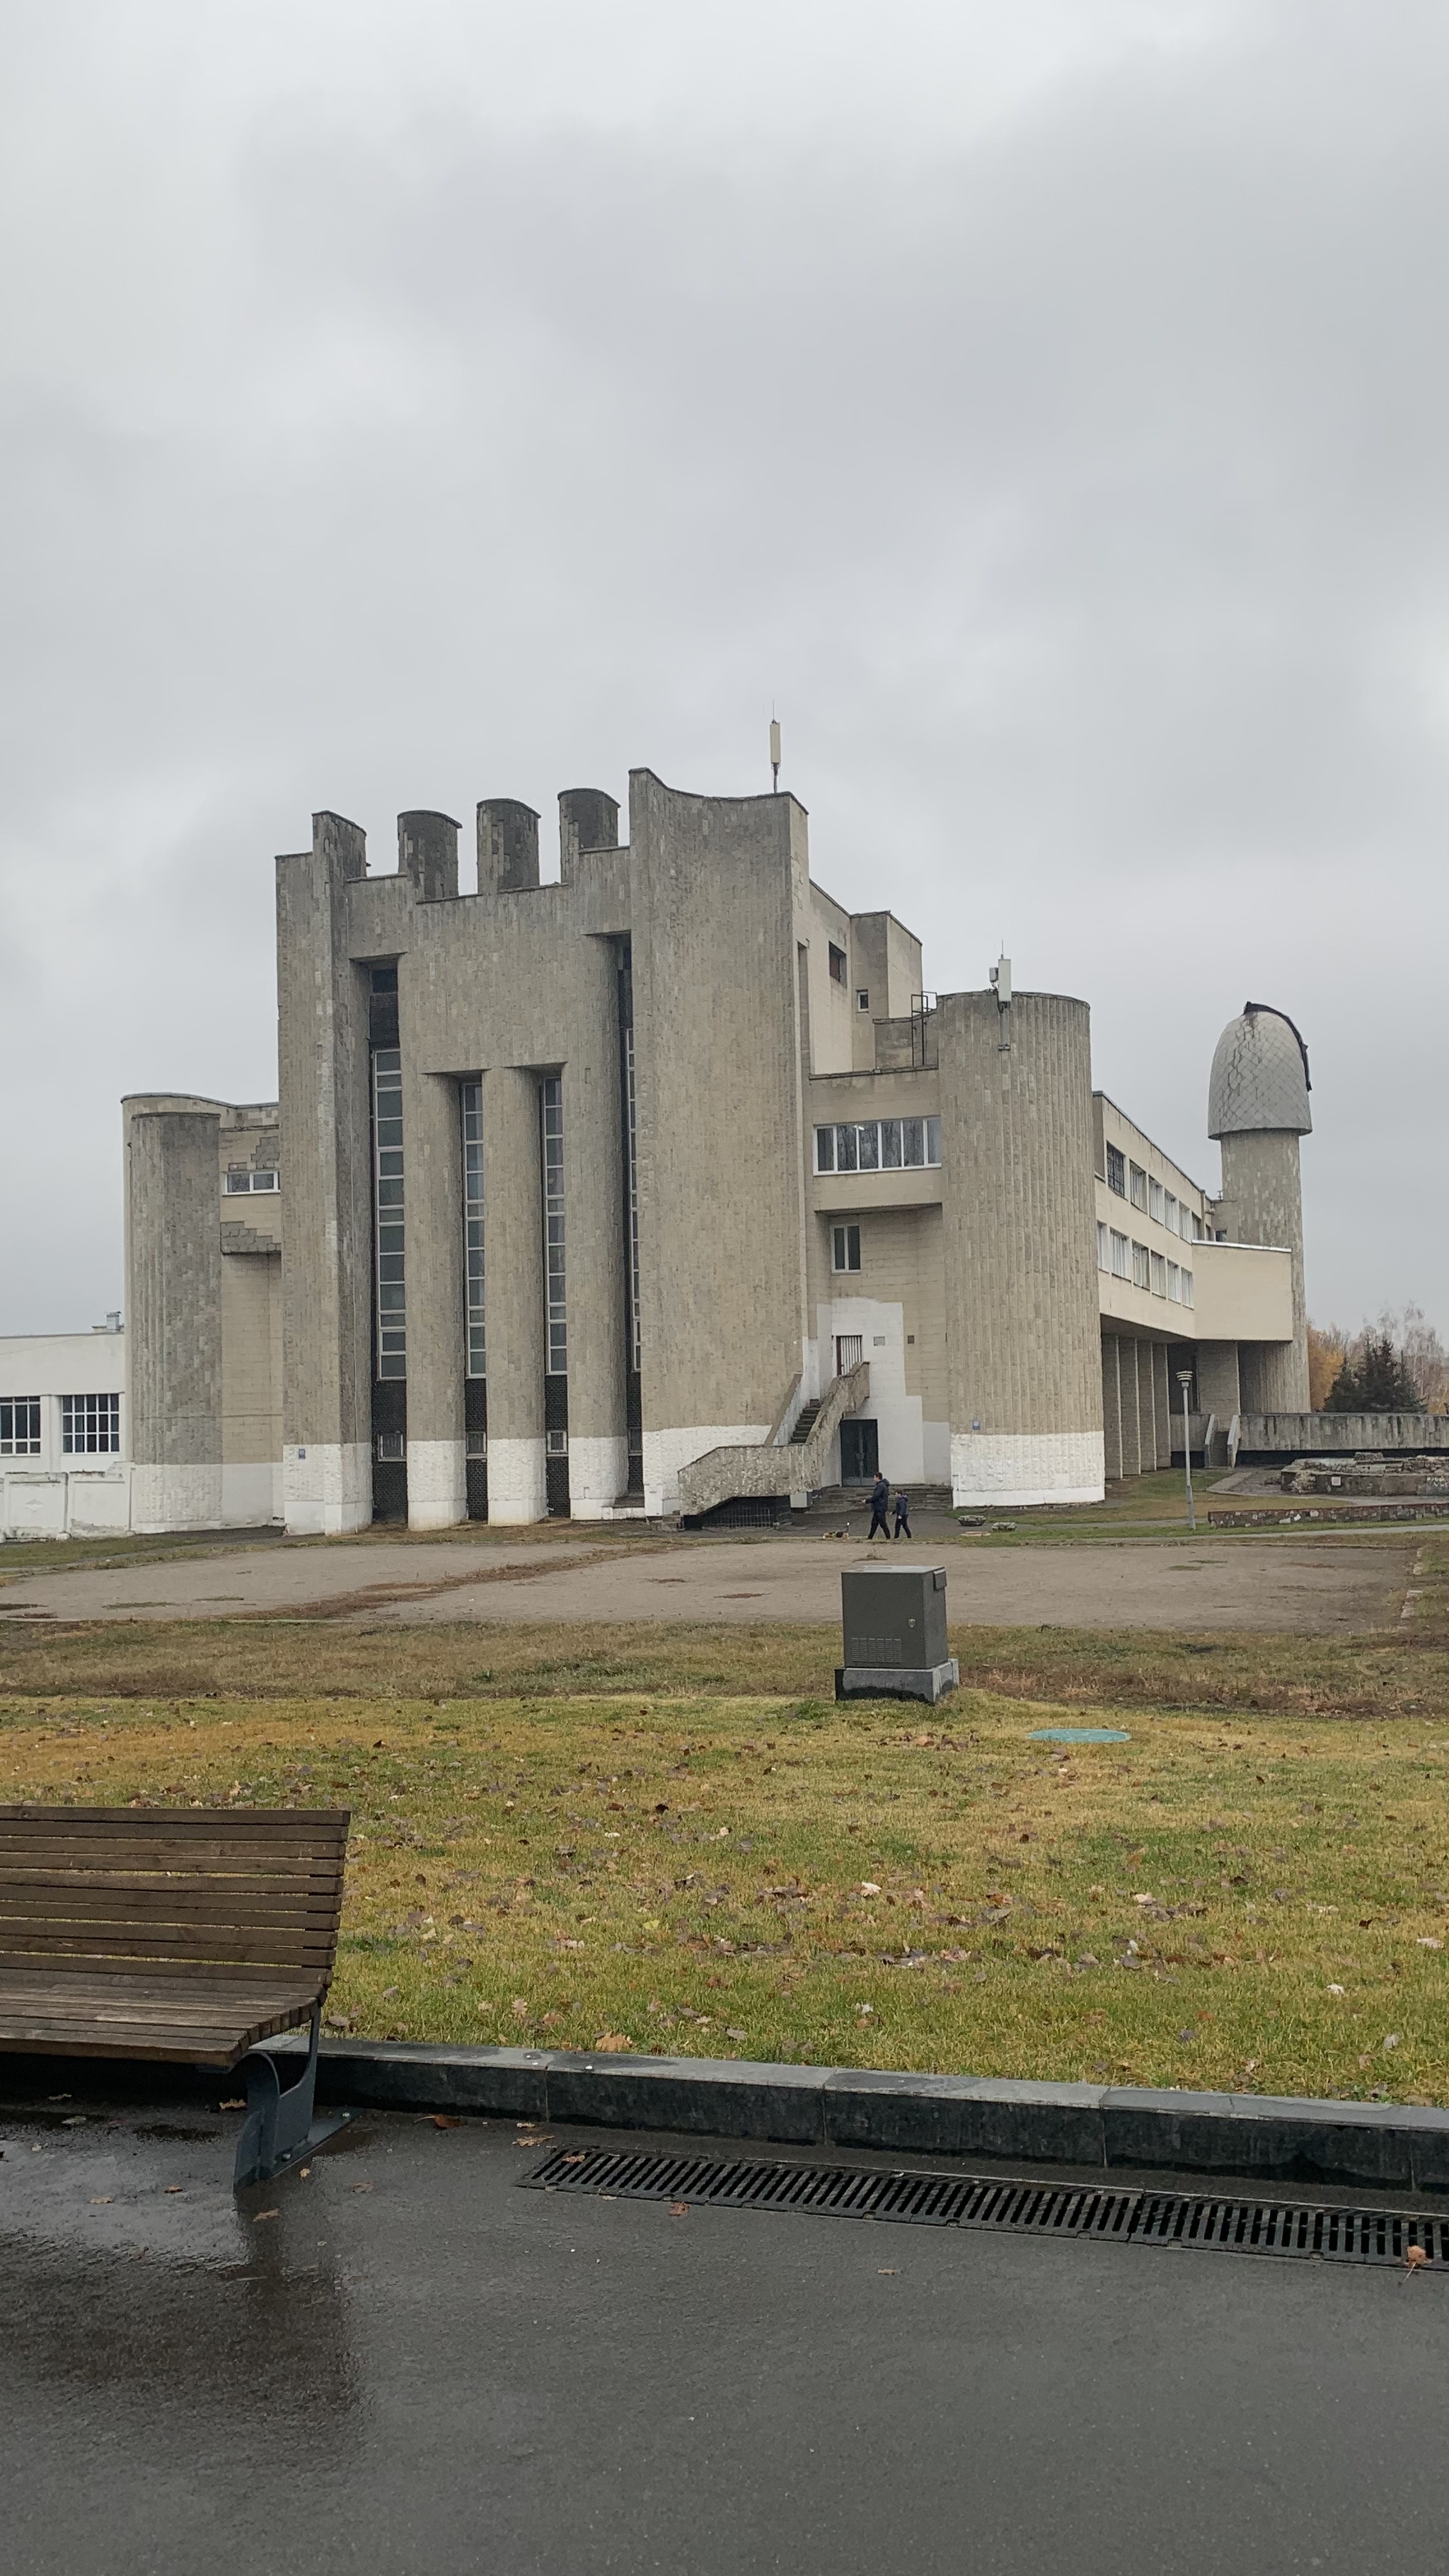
1 1468 133 1542
569 1433 630 1520
951 1430 1105 1508
283 1441 371 1537
221 1460 283 1527
408 1438 467 1531
132 1462 225 1533
487 1435 548 1525
642 1422 770 1518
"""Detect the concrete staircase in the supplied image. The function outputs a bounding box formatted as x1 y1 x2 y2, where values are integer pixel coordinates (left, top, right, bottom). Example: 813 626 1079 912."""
677 1363 870 1519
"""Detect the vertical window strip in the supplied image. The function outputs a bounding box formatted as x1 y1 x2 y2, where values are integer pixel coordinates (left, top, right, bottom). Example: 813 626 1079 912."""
541 1075 567 1374
461 1079 485 1377
374 1047 406 1380
624 1025 642 1372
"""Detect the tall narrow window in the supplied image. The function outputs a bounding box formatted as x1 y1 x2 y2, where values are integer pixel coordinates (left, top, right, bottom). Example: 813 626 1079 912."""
461 1079 485 1377
541 1075 566 1373
373 1047 405 1378
624 1024 641 1372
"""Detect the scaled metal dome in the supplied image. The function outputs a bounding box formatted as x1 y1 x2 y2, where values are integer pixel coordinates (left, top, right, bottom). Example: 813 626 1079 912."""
1208 1003 1312 1138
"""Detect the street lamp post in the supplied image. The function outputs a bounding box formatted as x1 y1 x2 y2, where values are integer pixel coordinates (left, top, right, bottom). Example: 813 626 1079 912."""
1178 1369 1196 1532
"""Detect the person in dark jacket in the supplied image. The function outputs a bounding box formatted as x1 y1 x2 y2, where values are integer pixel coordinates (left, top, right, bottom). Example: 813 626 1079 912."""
867 1472 891 1539
893 1488 911 1539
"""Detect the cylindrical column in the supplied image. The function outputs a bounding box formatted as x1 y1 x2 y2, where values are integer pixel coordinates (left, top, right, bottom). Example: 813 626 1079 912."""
1100 1336 1123 1482
562 942 628 1515
402 1058 466 1530
1153 1341 1171 1469
125 1108 224 1531
938 990 1104 1506
481 1068 546 1520
1121 1339 1143 1477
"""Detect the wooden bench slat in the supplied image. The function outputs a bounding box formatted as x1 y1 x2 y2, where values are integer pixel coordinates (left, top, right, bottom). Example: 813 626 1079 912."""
0 1813 347 1834
0 1830 347 1861
0 1886 344 1927
1 1965 321 2003
1 1924 340 1963
0 1978 317 2019
0 1949 336 1983
0 1865 346 1897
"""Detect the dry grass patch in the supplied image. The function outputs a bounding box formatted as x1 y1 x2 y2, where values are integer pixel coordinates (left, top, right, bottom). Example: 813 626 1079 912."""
5 1685 1449 2105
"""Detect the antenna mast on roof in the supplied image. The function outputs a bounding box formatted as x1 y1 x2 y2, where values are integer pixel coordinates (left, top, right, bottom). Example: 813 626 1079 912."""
769 714 781 793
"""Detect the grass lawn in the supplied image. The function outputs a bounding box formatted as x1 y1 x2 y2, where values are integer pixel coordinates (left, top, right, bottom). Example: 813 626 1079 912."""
5 1630 1449 2103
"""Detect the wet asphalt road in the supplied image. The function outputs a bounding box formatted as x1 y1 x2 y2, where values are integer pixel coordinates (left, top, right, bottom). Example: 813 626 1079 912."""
4 2093 1447 2575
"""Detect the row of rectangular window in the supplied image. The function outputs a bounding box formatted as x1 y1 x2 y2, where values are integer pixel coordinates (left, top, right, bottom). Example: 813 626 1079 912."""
224 1168 279 1194
1 1394 122 1455
1097 1224 1194 1305
814 1117 941 1176
1104 1144 1204 1240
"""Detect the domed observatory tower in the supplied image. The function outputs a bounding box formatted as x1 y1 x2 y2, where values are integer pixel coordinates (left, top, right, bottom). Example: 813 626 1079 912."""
1208 1003 1312 1412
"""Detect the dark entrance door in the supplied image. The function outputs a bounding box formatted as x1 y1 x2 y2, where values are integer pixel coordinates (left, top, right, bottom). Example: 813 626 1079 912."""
839 1418 879 1483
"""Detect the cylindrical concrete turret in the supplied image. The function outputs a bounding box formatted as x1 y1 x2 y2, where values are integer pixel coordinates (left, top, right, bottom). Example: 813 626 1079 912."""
558 789 620 884
1208 1003 1311 1411
477 800 541 896
397 812 459 903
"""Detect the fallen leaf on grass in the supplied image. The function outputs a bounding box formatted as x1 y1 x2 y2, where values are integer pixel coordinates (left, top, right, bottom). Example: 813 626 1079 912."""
594 2033 634 2052
858 1882 882 1897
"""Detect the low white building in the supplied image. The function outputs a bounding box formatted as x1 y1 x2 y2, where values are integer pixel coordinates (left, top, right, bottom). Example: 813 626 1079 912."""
0 1323 131 1541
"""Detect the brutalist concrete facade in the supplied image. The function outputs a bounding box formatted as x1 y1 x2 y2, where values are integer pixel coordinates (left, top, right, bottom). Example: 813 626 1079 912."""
120 772 1312 1531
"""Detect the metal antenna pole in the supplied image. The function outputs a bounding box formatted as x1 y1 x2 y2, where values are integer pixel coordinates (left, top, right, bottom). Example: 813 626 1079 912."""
1179 1371 1196 1531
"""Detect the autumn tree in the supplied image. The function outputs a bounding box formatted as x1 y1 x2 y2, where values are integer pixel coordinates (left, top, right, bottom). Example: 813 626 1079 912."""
1323 1330 1423 1414
1307 1322 1346 1412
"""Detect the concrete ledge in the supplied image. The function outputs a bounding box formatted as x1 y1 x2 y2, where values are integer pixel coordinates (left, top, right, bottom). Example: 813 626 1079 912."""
267 2040 1449 2195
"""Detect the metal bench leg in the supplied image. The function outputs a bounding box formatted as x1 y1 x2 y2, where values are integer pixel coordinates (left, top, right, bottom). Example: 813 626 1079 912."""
233 2005 352 2190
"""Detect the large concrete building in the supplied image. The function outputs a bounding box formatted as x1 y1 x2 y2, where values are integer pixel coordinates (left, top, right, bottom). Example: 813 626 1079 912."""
87 772 1313 1536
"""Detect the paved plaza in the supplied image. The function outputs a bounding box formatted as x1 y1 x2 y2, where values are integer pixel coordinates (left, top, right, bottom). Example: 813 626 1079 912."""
0 1528 1414 1634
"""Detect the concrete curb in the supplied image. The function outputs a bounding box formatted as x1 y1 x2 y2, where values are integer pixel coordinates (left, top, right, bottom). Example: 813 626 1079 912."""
278 2038 1449 2196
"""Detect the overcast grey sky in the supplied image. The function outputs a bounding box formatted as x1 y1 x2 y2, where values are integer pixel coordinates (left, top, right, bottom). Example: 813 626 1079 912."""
4 0 1444 1336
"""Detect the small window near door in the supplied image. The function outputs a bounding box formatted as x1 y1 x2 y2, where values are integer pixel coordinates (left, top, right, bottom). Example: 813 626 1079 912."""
856 988 870 1012
831 1223 861 1273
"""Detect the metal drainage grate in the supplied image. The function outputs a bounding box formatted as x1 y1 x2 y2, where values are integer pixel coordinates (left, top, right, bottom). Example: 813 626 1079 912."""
523 2146 1449 2270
